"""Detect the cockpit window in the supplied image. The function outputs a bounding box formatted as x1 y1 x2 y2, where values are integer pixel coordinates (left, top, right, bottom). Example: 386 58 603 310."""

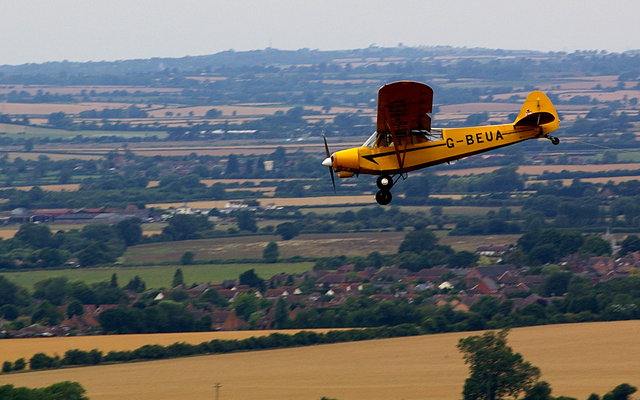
363 129 442 148
362 132 378 148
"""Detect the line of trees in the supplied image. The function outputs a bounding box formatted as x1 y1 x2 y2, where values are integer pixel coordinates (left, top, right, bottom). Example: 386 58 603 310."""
2 325 422 374
0 381 88 400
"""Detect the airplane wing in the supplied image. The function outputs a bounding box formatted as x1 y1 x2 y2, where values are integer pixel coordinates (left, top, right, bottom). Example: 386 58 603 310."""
376 81 433 135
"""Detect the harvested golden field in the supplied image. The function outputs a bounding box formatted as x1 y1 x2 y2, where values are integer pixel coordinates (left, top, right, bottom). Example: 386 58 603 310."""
0 85 181 95
0 321 638 400
528 176 640 186
439 233 520 252
5 183 81 192
0 102 136 115
0 329 334 362
6 152 102 161
123 232 405 263
436 163 640 177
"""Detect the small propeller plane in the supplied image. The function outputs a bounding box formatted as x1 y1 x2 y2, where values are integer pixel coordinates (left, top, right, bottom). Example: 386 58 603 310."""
322 81 560 205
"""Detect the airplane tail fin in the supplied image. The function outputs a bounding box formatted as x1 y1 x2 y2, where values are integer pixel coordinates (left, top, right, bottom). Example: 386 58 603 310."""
513 91 560 135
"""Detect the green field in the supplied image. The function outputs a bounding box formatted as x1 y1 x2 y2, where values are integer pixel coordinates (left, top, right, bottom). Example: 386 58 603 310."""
122 232 407 264
0 262 313 290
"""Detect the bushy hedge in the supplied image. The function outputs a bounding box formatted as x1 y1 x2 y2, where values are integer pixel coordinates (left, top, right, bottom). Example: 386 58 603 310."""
8 325 422 373
0 381 87 400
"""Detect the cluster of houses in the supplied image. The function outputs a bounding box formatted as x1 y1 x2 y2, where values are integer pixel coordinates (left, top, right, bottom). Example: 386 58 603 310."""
1 200 277 227
6 247 639 337
4 207 152 225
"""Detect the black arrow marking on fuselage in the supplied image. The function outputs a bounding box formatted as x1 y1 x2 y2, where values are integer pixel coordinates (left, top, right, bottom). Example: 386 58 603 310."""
362 142 447 165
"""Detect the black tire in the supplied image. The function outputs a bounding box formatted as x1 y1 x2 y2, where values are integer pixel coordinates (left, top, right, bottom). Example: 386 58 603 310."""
375 190 393 205
551 136 560 145
376 174 394 190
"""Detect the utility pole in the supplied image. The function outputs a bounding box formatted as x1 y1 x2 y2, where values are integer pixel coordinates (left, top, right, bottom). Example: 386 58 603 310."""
213 383 221 400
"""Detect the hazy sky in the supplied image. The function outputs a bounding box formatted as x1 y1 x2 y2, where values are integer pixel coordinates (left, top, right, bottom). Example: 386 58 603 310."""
1 0 639 65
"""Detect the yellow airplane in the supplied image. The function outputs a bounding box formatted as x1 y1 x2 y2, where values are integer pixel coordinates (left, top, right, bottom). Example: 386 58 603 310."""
322 81 560 205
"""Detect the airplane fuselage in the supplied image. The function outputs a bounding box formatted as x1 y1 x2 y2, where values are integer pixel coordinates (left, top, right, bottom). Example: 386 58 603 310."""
321 82 560 204
332 122 552 176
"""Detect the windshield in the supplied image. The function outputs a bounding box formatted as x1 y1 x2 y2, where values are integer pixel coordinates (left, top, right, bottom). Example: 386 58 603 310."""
362 131 378 147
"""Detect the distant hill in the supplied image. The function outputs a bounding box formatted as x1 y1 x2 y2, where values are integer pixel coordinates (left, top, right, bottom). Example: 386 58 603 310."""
0 46 554 75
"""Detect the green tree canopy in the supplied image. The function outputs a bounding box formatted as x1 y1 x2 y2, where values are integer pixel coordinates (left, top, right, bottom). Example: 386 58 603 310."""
398 229 438 254
162 214 213 240
263 241 279 263
239 269 265 292
457 329 540 400
180 251 195 265
620 235 640 256
172 268 185 287
14 223 52 248
115 217 143 246
236 210 258 232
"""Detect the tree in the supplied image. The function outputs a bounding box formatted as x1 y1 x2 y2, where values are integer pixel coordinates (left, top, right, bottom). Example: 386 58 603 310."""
619 235 640 256
398 229 438 253
578 234 611 257
66 300 84 318
239 269 265 292
13 358 26 371
123 275 146 293
540 271 572 297
180 251 195 265
29 352 60 370
34 277 69 305
236 211 258 232
276 222 301 240
162 214 213 240
274 297 289 328
2 361 12 373
263 241 279 263
457 329 540 400
225 154 240 175
109 273 118 288
205 108 222 118
603 383 637 400
172 268 185 287
32 300 64 325
115 218 143 246
0 304 18 320
14 223 52 248
43 381 89 400
523 381 553 400
232 292 259 320
0 276 20 306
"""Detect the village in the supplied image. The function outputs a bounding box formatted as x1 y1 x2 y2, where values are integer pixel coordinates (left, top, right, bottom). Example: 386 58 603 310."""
6 243 639 338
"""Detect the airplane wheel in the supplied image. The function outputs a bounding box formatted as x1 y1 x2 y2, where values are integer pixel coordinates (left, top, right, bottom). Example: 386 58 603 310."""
550 136 560 145
376 174 394 190
375 190 393 205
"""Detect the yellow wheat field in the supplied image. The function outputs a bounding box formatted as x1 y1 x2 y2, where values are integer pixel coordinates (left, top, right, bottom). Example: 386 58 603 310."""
0 321 638 400
436 163 640 177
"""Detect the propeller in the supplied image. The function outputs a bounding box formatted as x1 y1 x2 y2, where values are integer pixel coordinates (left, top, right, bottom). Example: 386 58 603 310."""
322 135 336 192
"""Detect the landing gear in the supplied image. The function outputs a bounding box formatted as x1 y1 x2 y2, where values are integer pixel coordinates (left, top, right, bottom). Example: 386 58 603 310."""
375 189 393 205
375 174 394 205
548 135 560 145
376 174 394 190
